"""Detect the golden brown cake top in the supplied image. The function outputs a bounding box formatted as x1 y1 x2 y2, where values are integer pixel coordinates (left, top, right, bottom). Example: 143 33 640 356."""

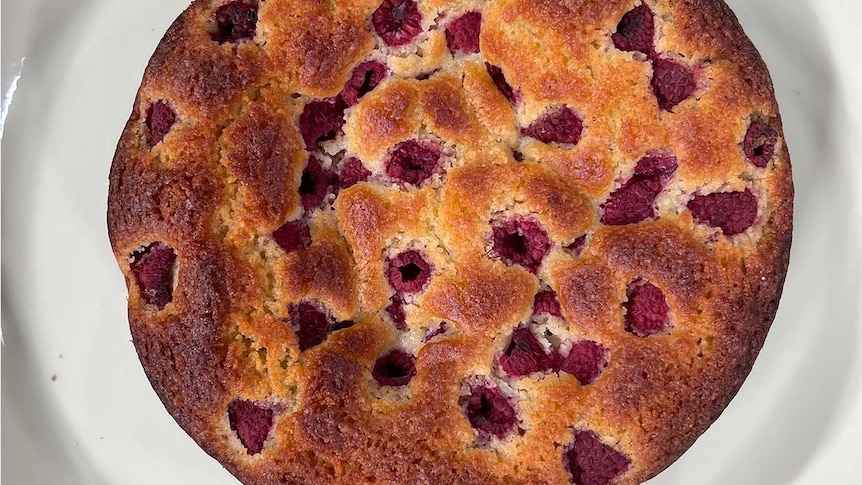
108 1 793 483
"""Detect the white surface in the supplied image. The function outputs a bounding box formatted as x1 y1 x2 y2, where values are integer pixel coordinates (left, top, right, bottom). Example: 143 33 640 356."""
2 0 861 483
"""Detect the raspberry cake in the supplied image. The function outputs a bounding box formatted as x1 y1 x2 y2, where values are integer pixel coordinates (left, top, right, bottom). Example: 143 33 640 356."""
108 0 793 483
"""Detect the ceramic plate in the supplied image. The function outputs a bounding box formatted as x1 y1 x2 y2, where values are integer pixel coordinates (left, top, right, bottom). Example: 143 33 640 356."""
2 0 861 483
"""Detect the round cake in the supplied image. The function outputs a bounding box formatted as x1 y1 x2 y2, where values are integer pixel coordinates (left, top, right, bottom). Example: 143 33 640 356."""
108 0 793 483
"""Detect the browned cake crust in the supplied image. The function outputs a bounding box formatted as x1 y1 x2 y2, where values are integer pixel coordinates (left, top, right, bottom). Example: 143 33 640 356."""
108 0 793 483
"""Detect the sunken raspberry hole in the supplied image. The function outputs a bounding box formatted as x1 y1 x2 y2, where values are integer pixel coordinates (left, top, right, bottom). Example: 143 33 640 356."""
341 61 388 106
228 399 274 455
130 242 177 310
612 4 655 56
623 279 671 338
146 101 177 146
565 235 588 257
485 63 517 105
743 119 778 168
385 295 408 331
272 220 311 253
288 301 335 351
460 384 518 439
299 98 348 152
533 289 563 318
384 139 443 186
500 326 557 377
372 349 417 386
299 157 337 212
338 157 372 189
490 217 551 274
687 188 758 236
423 321 450 342
559 341 609 385
651 58 696 112
601 153 678 226
211 1 259 44
372 0 424 47
522 106 584 146
387 250 433 293
564 430 630 485
446 12 482 55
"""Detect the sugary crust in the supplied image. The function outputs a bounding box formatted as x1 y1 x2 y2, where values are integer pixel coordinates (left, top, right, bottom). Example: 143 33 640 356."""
108 1 793 484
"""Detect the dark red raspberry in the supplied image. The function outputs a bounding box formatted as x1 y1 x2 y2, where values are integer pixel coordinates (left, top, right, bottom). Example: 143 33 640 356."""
372 349 417 386
460 384 518 439
146 101 176 145
130 242 177 310
341 61 388 106
446 12 482 54
559 341 609 385
499 326 557 377
533 289 563 318
743 119 778 168
512 150 525 162
611 4 655 55
522 106 583 146
601 154 677 226
651 58 696 111
687 189 758 236
211 1 259 44
385 294 408 331
299 98 348 151
228 399 273 455
387 250 433 293
384 139 442 186
623 279 671 338
287 302 334 351
338 157 372 189
565 235 588 256
272 220 311 253
372 0 424 47
486 63 517 105
491 217 551 273
423 322 450 342
563 430 630 485
299 157 336 212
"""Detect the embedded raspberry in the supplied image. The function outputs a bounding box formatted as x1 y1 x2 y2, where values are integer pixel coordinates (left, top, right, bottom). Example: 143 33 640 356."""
272 220 311 253
612 4 655 55
372 349 417 386
651 58 696 111
332 320 355 331
491 217 552 273
131 243 177 310
743 119 778 168
623 280 671 338
446 12 482 54
212 1 259 44
299 157 336 211
228 399 273 455
566 235 588 256
341 61 388 106
460 384 518 439
513 150 525 162
146 101 176 145
423 322 450 342
564 430 630 485
486 63 517 104
385 295 407 331
533 289 563 318
288 302 333 351
372 0 424 47
522 106 583 146
687 189 758 236
338 157 372 189
299 98 348 151
601 154 677 226
384 139 442 186
559 341 609 385
387 250 433 294
500 326 557 377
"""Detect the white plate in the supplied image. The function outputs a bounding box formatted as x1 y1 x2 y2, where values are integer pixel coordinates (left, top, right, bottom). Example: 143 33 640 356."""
2 1 861 483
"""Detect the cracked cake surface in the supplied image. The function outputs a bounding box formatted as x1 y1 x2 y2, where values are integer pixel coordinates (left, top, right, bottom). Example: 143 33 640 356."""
108 0 793 483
